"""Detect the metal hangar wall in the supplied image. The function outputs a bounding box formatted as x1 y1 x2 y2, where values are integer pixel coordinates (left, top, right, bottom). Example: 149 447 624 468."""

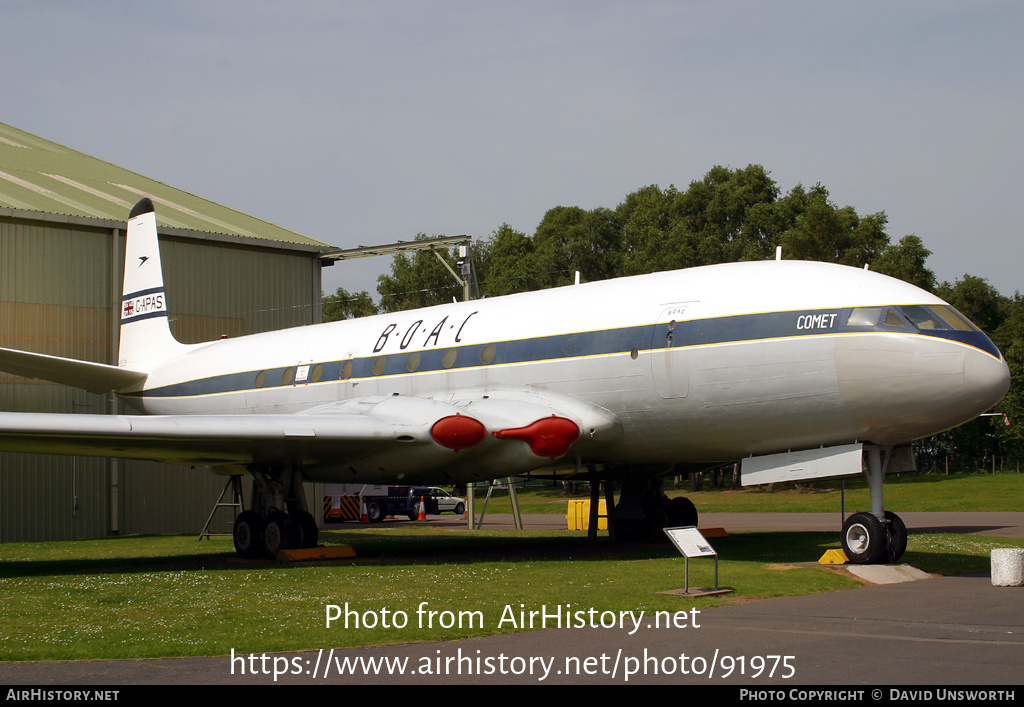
0 122 330 542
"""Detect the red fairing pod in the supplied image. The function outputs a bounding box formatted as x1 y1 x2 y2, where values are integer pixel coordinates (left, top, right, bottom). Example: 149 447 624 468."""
431 413 487 450
492 415 580 458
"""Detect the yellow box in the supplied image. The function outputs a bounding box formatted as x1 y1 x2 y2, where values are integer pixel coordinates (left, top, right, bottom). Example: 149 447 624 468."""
566 499 607 531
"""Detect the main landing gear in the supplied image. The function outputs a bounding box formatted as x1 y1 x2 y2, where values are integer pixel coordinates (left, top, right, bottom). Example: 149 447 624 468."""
608 476 697 542
840 445 908 564
232 466 319 559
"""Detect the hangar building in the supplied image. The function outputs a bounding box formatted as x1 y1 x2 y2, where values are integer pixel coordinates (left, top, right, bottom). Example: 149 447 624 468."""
0 122 330 543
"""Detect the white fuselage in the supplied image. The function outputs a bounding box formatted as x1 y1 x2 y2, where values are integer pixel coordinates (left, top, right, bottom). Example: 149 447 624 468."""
123 259 1010 474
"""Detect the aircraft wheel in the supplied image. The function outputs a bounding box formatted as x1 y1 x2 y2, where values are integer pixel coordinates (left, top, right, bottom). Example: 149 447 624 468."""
293 510 319 549
264 511 294 557
366 500 384 523
842 512 887 564
667 496 698 527
884 511 908 564
454 502 465 515
647 504 670 539
611 518 646 543
233 511 265 559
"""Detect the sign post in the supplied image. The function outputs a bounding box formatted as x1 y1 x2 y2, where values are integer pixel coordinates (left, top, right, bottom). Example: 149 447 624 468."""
663 526 729 596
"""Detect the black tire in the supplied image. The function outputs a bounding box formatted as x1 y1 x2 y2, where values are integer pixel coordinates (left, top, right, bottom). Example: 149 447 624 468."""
884 511 908 564
647 503 670 539
611 518 646 543
264 511 293 557
667 496 698 527
233 511 265 559
366 500 384 523
293 510 319 549
842 512 887 564
408 509 418 521
454 502 465 515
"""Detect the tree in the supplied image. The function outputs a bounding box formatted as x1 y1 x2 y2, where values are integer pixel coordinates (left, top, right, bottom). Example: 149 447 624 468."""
674 163 780 264
871 235 936 291
778 185 889 267
936 275 1003 335
617 184 682 276
532 206 621 286
480 224 541 297
992 292 1024 460
994 341 1024 460
618 166 781 275
376 236 464 312
322 287 377 322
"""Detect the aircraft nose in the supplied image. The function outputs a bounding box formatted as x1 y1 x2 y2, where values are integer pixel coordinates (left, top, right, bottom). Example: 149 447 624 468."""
835 337 1010 445
963 346 1011 413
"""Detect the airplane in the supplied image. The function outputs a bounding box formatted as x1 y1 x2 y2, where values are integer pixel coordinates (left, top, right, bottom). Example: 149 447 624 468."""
0 198 1011 563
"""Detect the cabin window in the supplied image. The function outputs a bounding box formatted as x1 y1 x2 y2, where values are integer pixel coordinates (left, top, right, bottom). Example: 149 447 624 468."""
480 344 496 364
341 360 353 380
311 364 323 382
442 349 457 369
283 367 295 385
373 357 387 375
406 353 421 372
255 371 266 388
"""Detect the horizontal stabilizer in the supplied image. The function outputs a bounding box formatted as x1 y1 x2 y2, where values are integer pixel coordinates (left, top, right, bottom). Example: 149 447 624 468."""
0 347 147 394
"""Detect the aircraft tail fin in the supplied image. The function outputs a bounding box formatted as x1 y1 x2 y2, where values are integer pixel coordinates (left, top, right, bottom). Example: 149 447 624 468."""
118 198 187 370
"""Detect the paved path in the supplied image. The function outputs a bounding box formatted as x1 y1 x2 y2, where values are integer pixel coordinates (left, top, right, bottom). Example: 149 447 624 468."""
421 510 1024 539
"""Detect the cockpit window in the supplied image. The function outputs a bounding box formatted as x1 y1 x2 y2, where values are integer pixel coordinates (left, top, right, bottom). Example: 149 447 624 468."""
883 309 908 327
930 305 980 332
847 304 984 335
847 307 881 327
898 305 948 331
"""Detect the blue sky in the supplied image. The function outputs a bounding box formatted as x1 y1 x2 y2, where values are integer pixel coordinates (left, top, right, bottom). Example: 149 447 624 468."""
4 1 1021 298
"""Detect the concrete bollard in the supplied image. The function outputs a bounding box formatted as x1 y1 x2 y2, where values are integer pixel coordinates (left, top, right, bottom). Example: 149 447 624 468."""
991 548 1024 586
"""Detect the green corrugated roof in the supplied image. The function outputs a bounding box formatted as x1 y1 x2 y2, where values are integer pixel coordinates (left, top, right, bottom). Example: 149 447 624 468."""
0 122 327 248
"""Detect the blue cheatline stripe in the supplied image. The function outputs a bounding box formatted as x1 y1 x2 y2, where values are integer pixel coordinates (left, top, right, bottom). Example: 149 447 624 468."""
122 306 1000 399
121 309 169 324
123 286 165 300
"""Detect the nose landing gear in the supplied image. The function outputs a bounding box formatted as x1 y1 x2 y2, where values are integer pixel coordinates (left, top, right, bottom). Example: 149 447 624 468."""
841 446 909 564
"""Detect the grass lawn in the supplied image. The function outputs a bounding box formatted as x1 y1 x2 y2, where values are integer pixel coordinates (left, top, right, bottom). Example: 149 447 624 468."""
3 516 1022 661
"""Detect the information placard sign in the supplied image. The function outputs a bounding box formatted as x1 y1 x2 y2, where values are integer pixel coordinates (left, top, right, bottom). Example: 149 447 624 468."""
663 526 720 593
664 526 716 557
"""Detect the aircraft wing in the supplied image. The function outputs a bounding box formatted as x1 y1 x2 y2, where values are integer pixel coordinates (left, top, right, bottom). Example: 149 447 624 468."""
0 347 146 394
0 409 399 467
0 390 621 480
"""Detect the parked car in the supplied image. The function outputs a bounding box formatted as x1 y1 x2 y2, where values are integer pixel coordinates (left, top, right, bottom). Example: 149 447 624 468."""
429 487 466 515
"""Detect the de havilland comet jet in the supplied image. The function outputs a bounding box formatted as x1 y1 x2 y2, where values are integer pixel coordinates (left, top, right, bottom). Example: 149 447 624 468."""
0 199 1011 562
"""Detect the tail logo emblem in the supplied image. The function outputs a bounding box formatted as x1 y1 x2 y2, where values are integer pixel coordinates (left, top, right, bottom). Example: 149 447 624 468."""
138 256 150 267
